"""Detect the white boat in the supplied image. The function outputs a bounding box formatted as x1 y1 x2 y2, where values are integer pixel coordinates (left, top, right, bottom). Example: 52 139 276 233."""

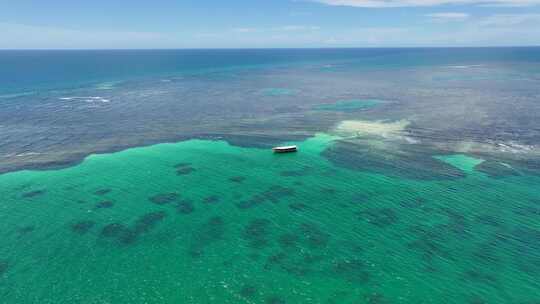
272 145 298 153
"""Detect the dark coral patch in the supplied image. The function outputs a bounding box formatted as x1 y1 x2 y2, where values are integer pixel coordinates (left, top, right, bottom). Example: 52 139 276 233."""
134 211 167 234
323 140 466 180
279 169 308 177
229 176 246 183
514 205 540 217
475 161 520 178
176 200 195 214
288 202 309 211
332 259 370 284
475 215 502 227
100 222 139 245
264 248 320 277
175 163 196 175
358 208 398 228
265 186 295 202
321 188 337 195
472 241 501 266
468 295 487 304
94 189 111 196
243 219 272 249
188 216 225 257
177 167 195 175
400 197 427 209
237 186 294 209
174 162 192 168
278 233 299 248
239 285 257 298
339 240 364 256
17 225 35 236
510 226 540 274
364 293 389 304
264 252 287 270
149 193 179 205
22 190 46 199
0 260 8 275
203 195 220 204
441 208 469 236
95 201 114 209
407 225 452 264
462 269 498 286
299 223 329 248
71 220 96 235
101 223 129 238
266 295 285 304
117 230 138 245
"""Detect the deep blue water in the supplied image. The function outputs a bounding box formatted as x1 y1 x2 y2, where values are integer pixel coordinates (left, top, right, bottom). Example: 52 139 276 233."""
2 47 539 96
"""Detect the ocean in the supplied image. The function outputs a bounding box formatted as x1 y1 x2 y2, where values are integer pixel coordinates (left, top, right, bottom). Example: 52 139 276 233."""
1 48 540 303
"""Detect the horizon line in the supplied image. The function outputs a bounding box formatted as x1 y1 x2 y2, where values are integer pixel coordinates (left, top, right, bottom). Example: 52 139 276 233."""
1 45 540 51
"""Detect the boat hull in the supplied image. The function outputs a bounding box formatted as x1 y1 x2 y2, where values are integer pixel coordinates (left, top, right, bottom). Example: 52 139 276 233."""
272 146 298 153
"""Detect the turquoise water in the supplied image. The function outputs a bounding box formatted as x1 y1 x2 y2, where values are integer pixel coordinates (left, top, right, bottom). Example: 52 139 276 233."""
1 48 540 303
1 134 540 303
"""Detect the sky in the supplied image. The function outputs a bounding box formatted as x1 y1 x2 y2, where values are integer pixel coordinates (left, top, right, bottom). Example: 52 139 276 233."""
1 0 540 49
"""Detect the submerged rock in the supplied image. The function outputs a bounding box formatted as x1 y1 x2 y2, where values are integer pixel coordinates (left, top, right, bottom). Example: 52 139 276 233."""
243 219 272 249
364 293 389 304
265 295 285 304
278 233 299 248
175 163 196 175
229 176 246 183
71 220 96 234
95 201 114 209
203 195 220 204
174 162 192 168
239 285 257 298
237 186 295 209
134 211 167 234
188 216 225 257
94 188 111 196
176 200 195 214
299 223 330 249
17 225 35 236
332 258 370 284
100 223 128 238
358 208 398 228
22 190 46 199
0 260 8 275
149 193 179 205
288 202 309 211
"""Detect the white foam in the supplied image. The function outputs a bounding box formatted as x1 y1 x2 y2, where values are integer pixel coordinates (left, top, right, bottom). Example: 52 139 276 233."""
446 64 484 69
0 92 35 99
59 96 110 103
16 152 41 157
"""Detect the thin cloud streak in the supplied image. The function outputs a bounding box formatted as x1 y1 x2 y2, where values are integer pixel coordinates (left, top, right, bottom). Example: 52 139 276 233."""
310 0 540 7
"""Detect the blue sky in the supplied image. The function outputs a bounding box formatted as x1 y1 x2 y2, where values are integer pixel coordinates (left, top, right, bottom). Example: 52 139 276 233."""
1 0 540 48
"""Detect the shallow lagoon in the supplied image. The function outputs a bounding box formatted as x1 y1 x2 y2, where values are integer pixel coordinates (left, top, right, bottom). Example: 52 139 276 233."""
1 133 540 303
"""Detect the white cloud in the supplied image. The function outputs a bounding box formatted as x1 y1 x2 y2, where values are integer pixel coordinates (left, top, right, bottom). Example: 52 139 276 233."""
476 13 540 26
426 12 470 21
232 25 321 34
232 27 259 33
276 25 321 31
310 0 540 7
0 23 178 49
